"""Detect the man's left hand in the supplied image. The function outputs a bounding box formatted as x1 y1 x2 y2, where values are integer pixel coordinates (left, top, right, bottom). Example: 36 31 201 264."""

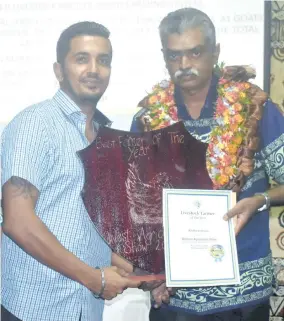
223 196 265 235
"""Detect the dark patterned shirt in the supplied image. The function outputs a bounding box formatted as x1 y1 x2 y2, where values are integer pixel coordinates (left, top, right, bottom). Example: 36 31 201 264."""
130 75 284 315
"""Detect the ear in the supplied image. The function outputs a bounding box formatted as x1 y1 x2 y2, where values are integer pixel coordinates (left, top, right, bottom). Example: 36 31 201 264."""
53 62 64 83
161 48 166 62
161 49 170 71
213 43 220 65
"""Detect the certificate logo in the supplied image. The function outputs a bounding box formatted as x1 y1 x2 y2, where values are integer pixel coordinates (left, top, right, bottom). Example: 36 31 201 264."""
210 245 225 262
193 200 201 208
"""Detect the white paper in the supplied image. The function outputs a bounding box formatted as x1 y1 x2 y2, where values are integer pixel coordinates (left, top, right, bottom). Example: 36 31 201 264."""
163 189 240 287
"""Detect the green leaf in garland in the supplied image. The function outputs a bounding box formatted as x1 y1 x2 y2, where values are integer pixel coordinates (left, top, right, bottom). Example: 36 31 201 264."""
214 61 226 77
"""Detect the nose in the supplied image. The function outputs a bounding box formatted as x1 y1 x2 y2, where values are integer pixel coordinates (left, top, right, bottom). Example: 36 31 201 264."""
89 58 99 73
180 55 192 70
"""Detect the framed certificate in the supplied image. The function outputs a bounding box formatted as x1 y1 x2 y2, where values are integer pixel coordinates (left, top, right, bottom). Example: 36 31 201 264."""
163 189 240 287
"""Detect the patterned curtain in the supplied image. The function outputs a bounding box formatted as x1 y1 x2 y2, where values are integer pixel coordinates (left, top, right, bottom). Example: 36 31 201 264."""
269 1 284 320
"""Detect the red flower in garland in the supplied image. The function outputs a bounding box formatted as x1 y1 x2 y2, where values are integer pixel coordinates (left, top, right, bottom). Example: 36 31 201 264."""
168 106 178 121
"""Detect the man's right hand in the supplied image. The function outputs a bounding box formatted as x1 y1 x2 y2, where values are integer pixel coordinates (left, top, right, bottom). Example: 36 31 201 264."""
87 266 141 300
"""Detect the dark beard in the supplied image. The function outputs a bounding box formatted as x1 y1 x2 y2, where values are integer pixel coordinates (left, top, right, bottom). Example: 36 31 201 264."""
60 76 103 107
79 93 102 105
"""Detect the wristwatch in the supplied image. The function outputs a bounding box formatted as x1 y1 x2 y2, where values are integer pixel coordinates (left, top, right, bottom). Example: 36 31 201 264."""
255 192 271 212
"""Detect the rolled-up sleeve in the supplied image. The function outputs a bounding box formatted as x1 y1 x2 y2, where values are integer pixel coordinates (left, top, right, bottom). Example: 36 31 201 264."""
1 109 49 191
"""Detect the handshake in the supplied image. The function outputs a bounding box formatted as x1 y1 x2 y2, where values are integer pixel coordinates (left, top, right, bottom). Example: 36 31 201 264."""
133 266 176 308
86 265 175 307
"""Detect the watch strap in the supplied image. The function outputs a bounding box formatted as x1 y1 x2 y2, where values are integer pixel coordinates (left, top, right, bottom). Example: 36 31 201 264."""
255 192 270 212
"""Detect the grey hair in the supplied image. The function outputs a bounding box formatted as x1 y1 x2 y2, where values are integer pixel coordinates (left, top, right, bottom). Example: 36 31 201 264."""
159 8 216 50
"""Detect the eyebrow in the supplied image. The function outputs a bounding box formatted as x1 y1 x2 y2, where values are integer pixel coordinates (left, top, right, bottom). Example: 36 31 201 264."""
73 51 111 57
73 51 89 57
164 45 205 54
98 53 111 58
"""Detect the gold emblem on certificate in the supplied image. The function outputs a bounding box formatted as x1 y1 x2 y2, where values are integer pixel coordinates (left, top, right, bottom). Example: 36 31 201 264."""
210 245 225 262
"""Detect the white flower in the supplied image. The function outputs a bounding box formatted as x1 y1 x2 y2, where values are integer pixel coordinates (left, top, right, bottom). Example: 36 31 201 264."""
229 107 235 115
216 118 224 125
211 168 220 175
159 80 170 89
213 146 221 155
210 157 218 165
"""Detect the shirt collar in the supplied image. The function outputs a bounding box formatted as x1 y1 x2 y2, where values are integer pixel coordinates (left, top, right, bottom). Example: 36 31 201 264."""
52 89 112 126
174 73 219 119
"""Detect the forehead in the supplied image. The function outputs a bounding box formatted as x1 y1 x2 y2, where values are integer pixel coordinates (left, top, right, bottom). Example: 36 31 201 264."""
165 28 206 50
68 35 112 55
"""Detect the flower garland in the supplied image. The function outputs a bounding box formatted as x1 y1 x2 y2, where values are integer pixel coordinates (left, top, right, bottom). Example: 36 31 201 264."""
142 74 252 190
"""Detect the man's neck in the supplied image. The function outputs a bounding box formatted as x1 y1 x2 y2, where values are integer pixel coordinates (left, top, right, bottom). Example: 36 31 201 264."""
180 78 212 120
62 88 97 123
81 105 97 143
80 104 96 124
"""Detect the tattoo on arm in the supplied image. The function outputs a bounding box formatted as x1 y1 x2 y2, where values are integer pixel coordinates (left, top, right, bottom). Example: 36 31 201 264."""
9 176 38 200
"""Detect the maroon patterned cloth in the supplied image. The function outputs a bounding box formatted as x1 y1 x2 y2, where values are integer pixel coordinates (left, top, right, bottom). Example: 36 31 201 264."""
78 122 212 273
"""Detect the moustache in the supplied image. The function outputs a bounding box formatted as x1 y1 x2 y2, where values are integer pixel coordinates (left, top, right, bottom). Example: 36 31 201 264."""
81 73 102 83
174 68 199 79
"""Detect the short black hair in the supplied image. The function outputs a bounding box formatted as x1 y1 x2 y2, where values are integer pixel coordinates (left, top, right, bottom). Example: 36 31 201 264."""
56 21 111 65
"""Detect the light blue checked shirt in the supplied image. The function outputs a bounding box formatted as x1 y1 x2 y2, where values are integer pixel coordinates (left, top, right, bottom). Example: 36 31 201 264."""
1 90 112 321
